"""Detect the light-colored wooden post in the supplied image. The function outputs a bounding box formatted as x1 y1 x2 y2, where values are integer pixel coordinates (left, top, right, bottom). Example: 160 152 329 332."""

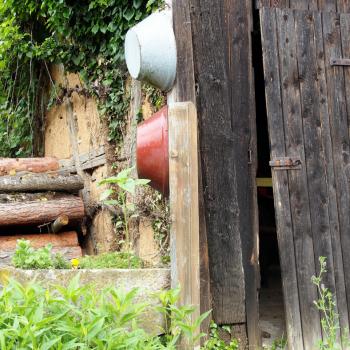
169 101 200 349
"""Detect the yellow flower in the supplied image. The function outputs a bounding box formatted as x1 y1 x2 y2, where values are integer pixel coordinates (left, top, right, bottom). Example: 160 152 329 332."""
71 258 80 269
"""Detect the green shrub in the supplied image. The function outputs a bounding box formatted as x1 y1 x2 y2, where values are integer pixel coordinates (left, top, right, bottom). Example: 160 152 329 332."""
12 239 70 270
0 275 208 349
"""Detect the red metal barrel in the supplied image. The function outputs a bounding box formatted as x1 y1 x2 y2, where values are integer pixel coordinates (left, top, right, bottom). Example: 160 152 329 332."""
136 106 169 196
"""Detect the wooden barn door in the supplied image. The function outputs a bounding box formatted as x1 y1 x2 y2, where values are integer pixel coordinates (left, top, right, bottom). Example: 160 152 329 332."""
261 8 350 349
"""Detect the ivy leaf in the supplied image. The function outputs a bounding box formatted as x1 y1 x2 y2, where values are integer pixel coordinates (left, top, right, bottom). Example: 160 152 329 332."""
133 0 143 9
91 23 99 34
72 55 81 66
123 8 135 21
100 25 108 34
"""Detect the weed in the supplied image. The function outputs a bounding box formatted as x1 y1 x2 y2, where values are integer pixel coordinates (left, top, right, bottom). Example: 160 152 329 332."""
12 239 70 269
269 337 287 350
312 257 341 350
99 167 150 265
79 251 142 269
203 321 239 350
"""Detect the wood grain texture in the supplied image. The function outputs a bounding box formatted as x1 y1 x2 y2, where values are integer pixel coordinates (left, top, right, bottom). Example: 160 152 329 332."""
0 173 84 192
323 11 350 335
188 0 259 346
171 0 211 325
317 12 350 337
169 102 200 348
190 0 246 325
171 1 196 103
171 0 212 338
261 8 350 349
260 8 304 349
338 0 350 11
318 0 337 11
257 0 348 10
0 194 85 226
225 0 260 345
293 11 332 347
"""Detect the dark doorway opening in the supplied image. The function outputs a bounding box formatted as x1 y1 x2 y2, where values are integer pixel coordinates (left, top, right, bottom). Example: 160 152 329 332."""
252 6 286 347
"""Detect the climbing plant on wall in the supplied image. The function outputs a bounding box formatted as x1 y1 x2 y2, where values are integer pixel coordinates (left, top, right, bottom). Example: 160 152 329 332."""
0 0 164 157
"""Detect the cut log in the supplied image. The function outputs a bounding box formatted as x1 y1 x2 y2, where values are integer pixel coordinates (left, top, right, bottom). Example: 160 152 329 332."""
0 173 84 192
0 157 59 176
51 215 69 233
0 246 82 267
0 193 85 226
0 231 79 250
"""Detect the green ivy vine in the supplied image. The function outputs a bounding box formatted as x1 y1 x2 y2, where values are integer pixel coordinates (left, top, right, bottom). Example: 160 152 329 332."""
0 0 164 157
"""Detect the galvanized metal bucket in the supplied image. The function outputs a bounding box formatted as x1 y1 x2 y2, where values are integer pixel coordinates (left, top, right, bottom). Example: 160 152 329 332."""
125 10 176 92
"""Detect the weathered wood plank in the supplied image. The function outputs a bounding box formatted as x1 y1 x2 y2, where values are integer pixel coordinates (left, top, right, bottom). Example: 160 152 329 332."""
177 0 259 344
323 11 350 329
318 0 337 11
223 0 260 345
257 0 349 10
271 0 289 7
294 10 336 347
260 8 304 349
59 146 106 173
190 0 246 326
171 1 195 103
259 0 272 6
338 0 350 12
169 102 200 348
315 11 350 338
262 8 350 348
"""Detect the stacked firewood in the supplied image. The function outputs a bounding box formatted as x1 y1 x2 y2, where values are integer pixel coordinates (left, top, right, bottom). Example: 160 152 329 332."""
0 157 85 267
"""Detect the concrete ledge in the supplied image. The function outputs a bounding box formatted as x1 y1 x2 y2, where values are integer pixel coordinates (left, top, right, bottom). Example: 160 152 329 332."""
0 267 170 334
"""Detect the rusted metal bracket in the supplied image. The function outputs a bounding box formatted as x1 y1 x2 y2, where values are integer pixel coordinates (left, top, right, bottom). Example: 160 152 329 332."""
330 58 350 66
269 157 302 170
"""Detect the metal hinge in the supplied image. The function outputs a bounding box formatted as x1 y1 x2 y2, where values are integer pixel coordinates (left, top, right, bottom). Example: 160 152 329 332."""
330 58 350 66
269 157 302 170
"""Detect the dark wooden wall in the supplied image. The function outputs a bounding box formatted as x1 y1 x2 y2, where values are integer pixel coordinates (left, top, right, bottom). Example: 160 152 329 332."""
173 0 260 347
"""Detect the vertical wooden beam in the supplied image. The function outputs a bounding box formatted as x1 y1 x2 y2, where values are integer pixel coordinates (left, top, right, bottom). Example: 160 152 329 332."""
189 0 260 347
169 102 200 348
170 0 212 336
